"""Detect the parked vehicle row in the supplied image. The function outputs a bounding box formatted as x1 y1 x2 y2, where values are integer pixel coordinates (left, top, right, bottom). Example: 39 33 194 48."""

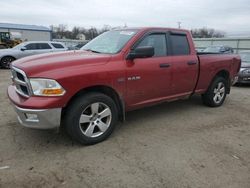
236 51 250 84
68 41 89 50
0 41 67 68
7 27 241 145
202 45 234 54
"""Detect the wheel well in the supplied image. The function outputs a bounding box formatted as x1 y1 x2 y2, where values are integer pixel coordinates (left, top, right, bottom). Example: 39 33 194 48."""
1 55 16 62
215 70 230 94
63 85 125 121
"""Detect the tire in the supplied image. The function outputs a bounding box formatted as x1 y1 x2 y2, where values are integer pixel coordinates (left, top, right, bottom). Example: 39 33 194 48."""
202 77 228 107
63 92 118 145
0 56 15 69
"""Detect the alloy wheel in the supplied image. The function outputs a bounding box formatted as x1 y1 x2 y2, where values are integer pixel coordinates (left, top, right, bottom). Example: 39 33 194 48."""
213 82 225 104
79 102 112 138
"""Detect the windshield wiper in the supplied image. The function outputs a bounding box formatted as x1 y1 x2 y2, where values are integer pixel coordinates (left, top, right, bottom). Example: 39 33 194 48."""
84 49 101 53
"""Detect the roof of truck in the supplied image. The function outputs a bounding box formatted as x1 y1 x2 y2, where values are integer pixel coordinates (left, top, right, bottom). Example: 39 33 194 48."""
115 27 189 33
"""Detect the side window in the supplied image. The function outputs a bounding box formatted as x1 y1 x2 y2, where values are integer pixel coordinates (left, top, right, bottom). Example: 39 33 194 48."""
137 34 167 57
25 43 37 50
36 43 52 50
170 34 190 55
51 43 64 49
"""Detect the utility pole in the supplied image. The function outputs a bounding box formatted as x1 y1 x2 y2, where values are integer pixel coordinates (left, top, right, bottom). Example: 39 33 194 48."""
177 22 181 29
90 26 94 39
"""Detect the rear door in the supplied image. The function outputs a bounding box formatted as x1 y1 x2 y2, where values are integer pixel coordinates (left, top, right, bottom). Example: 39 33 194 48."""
168 32 199 96
126 32 173 107
34 43 53 55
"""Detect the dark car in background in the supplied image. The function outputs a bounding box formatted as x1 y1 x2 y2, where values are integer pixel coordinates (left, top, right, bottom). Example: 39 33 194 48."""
203 45 234 54
237 51 250 84
68 41 89 50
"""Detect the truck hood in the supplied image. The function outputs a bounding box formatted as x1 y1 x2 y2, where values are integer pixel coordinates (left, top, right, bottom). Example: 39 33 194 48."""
12 50 112 77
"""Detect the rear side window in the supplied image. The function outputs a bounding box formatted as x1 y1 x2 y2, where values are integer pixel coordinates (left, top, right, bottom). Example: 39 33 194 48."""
36 43 52 50
51 43 64 49
137 34 167 57
170 34 190 55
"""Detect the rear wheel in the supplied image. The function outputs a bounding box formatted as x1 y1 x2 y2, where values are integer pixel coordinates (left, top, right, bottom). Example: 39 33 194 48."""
63 92 118 145
202 77 228 107
0 56 15 69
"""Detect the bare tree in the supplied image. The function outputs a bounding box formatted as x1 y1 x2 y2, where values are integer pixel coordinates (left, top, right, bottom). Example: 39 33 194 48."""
72 27 80 39
99 25 112 34
191 28 225 38
51 24 121 40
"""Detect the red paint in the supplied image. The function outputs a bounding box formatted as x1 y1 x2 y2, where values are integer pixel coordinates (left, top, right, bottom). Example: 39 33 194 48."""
8 27 241 111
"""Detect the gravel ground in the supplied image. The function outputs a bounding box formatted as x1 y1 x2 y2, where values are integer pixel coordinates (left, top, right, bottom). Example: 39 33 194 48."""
0 69 249 188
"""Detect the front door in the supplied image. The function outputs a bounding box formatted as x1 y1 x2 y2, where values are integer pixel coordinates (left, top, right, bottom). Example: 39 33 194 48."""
19 43 37 58
126 33 173 108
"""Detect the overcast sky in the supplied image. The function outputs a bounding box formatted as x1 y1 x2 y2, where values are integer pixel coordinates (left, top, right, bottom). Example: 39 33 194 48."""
1 0 250 36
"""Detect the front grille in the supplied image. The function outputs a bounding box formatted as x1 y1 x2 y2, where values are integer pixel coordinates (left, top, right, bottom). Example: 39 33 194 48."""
16 72 25 81
11 67 32 98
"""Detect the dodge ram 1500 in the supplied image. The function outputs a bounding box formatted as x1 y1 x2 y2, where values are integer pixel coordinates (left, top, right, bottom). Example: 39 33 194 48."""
7 27 241 144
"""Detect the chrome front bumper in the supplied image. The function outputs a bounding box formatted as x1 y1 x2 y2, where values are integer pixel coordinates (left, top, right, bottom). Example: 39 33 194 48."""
13 105 62 129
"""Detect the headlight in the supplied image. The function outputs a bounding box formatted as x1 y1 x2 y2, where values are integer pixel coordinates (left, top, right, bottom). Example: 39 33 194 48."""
241 68 250 74
29 78 65 96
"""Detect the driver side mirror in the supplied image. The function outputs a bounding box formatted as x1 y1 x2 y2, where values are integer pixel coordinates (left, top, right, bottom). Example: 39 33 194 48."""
20 47 27 51
126 46 154 60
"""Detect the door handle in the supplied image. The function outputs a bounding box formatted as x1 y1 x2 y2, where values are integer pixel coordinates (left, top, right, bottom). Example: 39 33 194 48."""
159 63 171 68
187 61 197 65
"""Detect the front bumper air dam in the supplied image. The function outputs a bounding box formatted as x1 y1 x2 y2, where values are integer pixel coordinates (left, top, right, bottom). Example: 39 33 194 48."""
12 105 62 129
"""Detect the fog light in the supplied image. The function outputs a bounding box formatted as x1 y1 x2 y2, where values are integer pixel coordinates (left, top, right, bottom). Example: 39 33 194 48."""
25 113 38 122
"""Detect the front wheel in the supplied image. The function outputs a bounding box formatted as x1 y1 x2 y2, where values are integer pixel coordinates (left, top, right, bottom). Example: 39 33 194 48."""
0 56 15 69
202 77 228 107
63 92 118 145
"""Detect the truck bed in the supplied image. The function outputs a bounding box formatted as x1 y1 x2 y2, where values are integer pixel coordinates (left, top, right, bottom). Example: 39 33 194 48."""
195 53 241 94
197 52 223 55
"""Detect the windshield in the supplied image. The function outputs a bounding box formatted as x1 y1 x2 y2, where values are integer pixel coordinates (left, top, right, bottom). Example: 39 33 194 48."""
239 52 250 63
203 46 221 53
81 30 137 54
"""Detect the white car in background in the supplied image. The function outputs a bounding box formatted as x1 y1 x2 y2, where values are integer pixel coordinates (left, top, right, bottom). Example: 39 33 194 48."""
0 41 67 68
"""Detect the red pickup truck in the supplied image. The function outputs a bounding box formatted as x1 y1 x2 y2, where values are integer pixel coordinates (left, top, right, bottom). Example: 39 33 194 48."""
8 27 241 144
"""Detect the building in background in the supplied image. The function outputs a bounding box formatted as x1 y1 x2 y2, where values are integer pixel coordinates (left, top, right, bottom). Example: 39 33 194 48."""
76 33 86 40
0 23 52 42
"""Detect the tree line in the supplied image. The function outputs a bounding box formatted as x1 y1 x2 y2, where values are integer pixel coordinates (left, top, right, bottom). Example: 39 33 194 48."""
50 24 114 40
191 28 225 38
50 24 226 40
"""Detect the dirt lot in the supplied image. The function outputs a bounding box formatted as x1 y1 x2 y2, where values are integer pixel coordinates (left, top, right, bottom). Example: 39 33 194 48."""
0 69 249 188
